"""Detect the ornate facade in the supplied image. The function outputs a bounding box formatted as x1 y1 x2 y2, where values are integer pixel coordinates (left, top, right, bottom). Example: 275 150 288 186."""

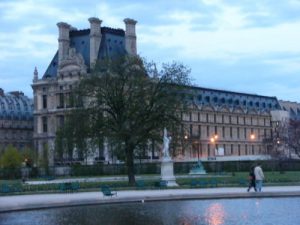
0 88 33 151
178 86 282 161
33 17 293 165
32 17 137 165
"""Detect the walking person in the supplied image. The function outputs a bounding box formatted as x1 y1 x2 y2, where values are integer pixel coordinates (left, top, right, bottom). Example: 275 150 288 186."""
247 166 257 192
254 163 264 192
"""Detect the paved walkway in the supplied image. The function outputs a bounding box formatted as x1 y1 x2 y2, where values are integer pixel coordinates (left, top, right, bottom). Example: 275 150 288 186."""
1 186 300 213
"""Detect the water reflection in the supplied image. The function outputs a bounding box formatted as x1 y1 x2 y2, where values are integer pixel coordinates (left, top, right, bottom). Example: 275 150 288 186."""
204 203 225 225
0 197 299 225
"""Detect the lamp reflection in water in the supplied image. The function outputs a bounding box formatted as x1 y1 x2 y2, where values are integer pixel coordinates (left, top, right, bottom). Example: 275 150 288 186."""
205 203 226 225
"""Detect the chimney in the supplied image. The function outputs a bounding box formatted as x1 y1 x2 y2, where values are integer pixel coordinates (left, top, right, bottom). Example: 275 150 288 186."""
88 17 102 67
0 88 4 96
57 22 71 65
124 18 137 55
33 66 38 82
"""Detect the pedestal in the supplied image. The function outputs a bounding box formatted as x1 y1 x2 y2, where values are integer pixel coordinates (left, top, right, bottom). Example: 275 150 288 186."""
161 158 178 186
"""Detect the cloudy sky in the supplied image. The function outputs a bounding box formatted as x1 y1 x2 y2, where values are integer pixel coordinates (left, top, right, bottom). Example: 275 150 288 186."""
1 0 300 101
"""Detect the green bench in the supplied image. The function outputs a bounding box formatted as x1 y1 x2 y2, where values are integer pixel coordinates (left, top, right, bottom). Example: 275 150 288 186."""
101 185 117 197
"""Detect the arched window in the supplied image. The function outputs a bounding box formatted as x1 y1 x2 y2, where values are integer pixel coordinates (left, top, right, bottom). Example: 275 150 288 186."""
213 97 218 103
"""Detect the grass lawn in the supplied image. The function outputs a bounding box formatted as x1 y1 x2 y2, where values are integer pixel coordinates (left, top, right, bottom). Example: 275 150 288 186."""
1 171 300 195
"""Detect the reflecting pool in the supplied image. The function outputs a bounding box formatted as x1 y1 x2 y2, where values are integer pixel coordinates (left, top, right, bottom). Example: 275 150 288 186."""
0 197 299 225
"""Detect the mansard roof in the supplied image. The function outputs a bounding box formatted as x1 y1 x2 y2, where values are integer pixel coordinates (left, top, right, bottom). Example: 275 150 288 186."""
0 89 33 120
43 27 126 78
184 85 280 113
279 100 300 120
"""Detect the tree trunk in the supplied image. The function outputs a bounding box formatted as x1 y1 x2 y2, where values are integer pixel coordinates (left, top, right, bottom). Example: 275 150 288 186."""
125 146 136 186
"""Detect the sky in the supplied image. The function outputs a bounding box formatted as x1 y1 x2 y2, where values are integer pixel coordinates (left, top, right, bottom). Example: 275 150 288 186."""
0 0 300 102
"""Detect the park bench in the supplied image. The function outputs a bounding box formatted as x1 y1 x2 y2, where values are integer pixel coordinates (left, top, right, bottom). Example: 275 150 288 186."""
101 185 117 197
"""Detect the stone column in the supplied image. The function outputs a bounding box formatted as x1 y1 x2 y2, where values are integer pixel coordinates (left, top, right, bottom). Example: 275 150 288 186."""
88 17 102 67
57 22 70 65
124 18 137 55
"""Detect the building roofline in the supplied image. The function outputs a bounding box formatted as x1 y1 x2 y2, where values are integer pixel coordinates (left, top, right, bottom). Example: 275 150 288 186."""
186 84 278 100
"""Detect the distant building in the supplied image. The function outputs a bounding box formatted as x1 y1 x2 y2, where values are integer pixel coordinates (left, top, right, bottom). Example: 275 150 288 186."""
176 86 281 162
0 88 33 151
32 17 137 165
279 100 300 121
33 17 294 165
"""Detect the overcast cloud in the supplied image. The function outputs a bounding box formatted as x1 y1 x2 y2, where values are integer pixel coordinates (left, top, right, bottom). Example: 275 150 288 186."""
0 0 300 101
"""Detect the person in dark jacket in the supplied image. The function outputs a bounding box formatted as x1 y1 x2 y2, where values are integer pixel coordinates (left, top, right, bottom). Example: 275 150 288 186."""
247 166 257 192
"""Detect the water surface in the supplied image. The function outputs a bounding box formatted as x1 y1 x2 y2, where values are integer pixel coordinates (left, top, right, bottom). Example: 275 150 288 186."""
0 197 299 225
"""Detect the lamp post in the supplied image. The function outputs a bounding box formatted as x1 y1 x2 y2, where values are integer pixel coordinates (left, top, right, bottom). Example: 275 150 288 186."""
250 133 255 155
210 134 218 157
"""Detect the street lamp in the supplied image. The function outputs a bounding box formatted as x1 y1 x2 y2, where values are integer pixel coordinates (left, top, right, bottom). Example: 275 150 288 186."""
210 134 218 156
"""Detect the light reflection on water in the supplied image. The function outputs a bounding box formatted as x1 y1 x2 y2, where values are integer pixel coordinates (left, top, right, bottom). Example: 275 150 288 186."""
204 203 225 225
0 197 299 225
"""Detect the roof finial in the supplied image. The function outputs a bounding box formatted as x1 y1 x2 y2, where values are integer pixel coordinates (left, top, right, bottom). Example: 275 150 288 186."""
33 66 38 82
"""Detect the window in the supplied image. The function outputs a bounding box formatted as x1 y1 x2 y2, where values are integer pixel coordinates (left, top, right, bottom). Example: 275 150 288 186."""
208 144 210 156
198 95 202 101
198 125 201 138
42 117 47 133
230 127 232 138
58 115 64 127
42 95 47 109
205 96 210 103
58 93 64 108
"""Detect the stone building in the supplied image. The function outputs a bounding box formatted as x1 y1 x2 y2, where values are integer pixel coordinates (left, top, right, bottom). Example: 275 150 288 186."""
176 86 281 162
0 88 33 151
279 100 300 121
33 17 290 165
32 17 137 165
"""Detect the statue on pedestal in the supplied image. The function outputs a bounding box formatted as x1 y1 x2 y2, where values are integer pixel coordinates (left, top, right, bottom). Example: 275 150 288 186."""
160 127 178 186
163 128 171 159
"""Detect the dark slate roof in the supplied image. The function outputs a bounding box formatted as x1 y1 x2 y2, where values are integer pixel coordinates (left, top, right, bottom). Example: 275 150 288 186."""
44 51 58 79
185 85 280 112
279 100 300 120
43 27 126 78
0 91 33 120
